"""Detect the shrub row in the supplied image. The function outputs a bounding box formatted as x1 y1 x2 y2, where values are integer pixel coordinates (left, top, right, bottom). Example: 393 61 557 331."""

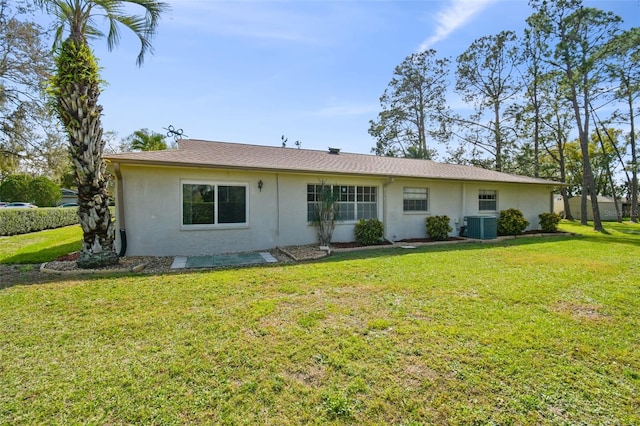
497 209 563 236
351 211 560 245
0 208 79 236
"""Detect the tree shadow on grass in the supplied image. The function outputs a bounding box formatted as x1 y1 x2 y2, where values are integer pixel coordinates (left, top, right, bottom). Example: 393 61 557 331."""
2 241 81 265
2 230 638 291
314 235 582 265
313 231 639 266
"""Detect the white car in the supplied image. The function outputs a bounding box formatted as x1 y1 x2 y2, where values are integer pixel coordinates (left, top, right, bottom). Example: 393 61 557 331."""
2 202 37 208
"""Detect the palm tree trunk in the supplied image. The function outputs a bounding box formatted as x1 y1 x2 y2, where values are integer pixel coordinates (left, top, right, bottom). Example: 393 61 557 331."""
54 39 118 268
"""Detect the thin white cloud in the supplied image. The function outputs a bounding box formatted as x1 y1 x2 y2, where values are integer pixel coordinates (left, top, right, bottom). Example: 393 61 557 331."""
166 0 374 45
418 0 498 51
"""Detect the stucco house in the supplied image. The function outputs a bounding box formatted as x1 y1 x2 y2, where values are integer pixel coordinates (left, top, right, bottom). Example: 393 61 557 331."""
105 139 561 257
60 188 78 205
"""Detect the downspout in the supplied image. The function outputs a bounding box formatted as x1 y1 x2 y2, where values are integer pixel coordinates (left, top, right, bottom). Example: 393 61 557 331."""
114 163 127 257
276 173 280 236
460 182 467 237
461 182 467 216
383 177 394 242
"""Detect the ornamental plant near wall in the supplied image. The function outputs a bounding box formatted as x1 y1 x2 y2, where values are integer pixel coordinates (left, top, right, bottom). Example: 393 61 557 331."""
425 215 452 241
497 208 529 236
312 181 340 246
354 218 384 245
539 212 561 233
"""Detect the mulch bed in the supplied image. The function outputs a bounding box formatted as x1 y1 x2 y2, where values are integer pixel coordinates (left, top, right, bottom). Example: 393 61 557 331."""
331 241 393 249
520 229 560 235
396 237 466 243
331 236 471 248
55 252 80 262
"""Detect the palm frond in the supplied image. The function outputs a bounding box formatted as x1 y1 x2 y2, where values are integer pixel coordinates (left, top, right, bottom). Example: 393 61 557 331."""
36 0 170 65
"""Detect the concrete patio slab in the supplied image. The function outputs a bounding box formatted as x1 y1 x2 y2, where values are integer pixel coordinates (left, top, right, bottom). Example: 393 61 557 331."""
171 252 277 269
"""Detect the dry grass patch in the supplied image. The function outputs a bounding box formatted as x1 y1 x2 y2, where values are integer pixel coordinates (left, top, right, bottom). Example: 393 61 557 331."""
553 301 610 321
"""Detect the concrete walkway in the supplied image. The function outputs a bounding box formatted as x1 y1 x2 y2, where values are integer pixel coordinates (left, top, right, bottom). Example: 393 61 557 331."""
170 252 277 269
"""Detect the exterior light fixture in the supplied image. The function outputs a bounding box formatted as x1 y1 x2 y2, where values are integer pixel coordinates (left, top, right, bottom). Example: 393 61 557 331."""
258 180 263 192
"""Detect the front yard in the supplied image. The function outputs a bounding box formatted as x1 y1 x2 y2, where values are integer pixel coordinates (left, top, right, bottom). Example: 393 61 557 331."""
0 221 639 424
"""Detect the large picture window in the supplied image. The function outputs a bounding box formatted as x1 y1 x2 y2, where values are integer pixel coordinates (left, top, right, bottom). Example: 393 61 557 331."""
183 182 247 226
307 184 377 222
478 189 497 211
403 187 429 212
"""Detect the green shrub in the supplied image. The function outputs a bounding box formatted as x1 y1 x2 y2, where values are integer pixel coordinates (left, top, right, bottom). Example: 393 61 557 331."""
425 215 452 240
538 212 561 232
29 176 62 207
354 218 384 245
497 208 529 236
0 208 79 236
1 174 62 207
0 174 31 202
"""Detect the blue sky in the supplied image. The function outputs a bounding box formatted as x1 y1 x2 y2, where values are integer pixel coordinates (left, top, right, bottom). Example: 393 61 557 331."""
49 0 640 155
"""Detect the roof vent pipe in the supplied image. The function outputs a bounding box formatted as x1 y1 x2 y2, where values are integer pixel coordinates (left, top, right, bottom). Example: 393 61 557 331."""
328 147 340 155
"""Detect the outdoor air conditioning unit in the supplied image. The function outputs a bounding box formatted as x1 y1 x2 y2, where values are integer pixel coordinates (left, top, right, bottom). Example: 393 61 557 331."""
464 216 497 240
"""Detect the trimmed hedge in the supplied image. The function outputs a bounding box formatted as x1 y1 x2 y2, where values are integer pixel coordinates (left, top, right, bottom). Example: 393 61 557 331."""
0 208 79 236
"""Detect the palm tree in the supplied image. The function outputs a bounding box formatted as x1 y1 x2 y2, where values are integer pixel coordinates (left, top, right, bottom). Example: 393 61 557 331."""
36 0 169 268
127 128 168 151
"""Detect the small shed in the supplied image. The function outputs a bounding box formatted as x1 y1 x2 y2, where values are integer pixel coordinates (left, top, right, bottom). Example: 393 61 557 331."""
557 195 622 221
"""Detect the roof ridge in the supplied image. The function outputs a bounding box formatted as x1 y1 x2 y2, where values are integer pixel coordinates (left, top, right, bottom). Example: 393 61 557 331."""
180 138 438 161
106 139 561 186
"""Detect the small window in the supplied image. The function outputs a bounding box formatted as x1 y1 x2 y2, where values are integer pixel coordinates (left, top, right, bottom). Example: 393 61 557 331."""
479 189 497 211
404 187 429 212
182 182 247 226
183 184 215 225
218 186 246 224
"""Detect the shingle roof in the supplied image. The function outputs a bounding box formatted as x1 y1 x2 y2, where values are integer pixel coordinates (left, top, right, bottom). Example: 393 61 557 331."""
105 139 560 186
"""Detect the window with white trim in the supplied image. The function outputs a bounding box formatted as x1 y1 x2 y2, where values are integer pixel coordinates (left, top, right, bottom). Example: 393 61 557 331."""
403 187 429 212
307 184 377 222
182 182 247 226
478 189 497 211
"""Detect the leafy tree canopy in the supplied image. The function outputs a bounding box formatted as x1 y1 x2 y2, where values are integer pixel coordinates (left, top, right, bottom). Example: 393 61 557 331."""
369 50 450 160
123 128 168 151
0 0 67 181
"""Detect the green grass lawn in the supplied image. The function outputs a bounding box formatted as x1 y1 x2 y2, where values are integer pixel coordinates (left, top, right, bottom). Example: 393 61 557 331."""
0 225 82 264
1 221 639 424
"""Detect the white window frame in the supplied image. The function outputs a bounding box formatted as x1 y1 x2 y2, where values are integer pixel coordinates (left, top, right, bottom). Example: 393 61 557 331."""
307 184 378 223
403 187 429 213
478 189 498 212
181 180 249 230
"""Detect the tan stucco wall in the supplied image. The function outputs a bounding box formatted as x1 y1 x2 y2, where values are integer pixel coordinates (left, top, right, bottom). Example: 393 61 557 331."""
114 164 554 256
383 179 553 240
565 197 620 221
554 196 625 221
